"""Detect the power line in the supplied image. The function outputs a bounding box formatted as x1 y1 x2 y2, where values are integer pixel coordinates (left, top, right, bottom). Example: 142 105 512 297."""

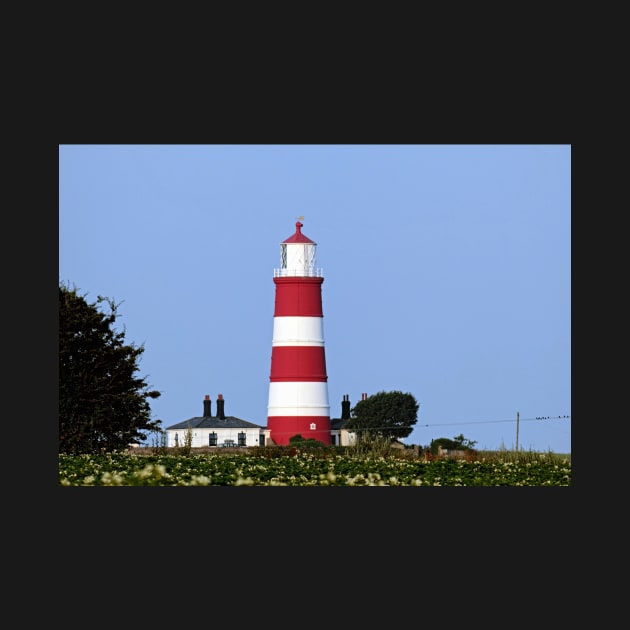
414 415 570 429
267 415 570 435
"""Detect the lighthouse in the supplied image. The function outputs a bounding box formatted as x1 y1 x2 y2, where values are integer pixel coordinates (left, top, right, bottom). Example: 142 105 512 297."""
267 219 332 445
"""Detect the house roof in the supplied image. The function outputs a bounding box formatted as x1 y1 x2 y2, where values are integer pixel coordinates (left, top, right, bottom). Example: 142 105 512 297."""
329 418 349 430
165 416 263 431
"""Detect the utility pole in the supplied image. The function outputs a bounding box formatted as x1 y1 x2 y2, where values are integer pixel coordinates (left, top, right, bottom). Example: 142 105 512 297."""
515 411 520 451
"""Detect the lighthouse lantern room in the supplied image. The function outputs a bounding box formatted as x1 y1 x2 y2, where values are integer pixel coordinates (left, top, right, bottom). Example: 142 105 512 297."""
267 220 332 445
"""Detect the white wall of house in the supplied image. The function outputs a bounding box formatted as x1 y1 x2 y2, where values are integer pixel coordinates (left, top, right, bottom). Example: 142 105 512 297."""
166 427 262 448
331 429 356 447
166 427 355 448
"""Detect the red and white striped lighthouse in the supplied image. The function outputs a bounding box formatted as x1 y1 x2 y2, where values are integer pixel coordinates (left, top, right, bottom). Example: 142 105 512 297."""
267 219 331 445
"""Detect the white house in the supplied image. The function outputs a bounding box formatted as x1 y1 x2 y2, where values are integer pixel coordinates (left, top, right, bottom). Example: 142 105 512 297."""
330 394 357 446
164 394 264 448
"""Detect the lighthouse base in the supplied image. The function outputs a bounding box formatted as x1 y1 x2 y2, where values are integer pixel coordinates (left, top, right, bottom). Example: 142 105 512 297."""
267 416 332 446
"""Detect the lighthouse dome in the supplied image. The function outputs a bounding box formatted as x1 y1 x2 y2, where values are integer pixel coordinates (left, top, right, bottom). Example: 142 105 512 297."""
275 221 323 278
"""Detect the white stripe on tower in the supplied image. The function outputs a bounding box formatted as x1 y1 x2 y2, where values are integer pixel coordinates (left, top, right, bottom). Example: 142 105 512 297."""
267 219 331 445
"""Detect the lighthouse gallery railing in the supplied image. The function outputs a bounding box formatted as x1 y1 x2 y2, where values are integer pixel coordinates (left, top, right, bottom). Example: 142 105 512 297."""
274 268 324 278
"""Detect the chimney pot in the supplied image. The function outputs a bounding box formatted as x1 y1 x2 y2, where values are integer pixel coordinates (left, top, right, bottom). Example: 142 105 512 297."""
203 395 212 417
341 394 351 420
216 394 225 420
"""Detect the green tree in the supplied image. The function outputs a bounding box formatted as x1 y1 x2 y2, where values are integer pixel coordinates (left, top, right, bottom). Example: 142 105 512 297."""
345 390 419 441
288 434 329 449
59 282 161 454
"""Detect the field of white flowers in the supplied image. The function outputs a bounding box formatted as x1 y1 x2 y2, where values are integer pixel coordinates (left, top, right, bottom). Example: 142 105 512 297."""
59 450 571 486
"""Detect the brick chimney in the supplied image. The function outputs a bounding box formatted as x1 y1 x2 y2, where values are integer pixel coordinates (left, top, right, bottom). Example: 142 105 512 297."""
217 394 225 420
203 394 212 417
341 394 351 420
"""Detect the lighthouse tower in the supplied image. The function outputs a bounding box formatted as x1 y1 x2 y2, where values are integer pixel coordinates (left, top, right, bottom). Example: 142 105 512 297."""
267 219 331 445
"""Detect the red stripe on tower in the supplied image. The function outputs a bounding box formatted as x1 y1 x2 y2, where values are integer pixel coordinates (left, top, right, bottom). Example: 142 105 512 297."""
267 219 331 445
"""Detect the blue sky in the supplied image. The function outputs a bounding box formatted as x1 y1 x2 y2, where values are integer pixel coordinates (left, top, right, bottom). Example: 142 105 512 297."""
58 144 571 453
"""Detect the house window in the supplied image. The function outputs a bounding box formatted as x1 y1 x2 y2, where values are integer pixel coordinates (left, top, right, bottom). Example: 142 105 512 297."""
174 433 179 446
238 431 246 447
309 422 316 430
209 432 217 446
